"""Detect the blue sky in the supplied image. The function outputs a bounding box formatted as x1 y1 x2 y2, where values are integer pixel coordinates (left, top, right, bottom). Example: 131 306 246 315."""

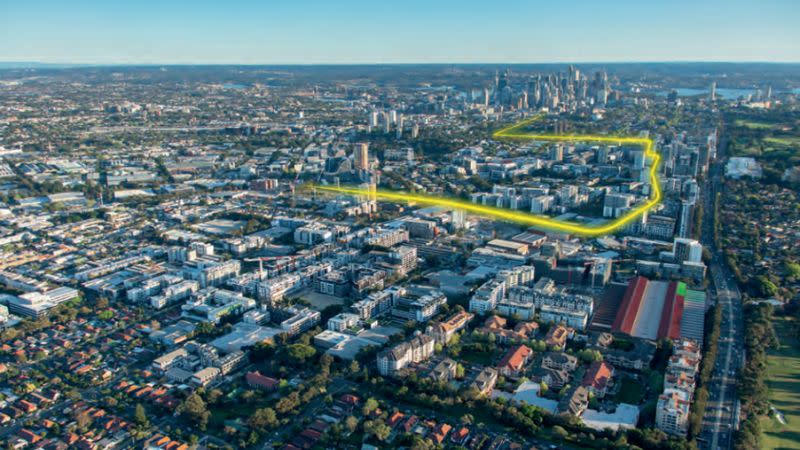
2 0 799 64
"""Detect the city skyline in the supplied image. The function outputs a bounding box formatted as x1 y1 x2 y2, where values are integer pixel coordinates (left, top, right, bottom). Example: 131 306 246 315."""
2 0 800 65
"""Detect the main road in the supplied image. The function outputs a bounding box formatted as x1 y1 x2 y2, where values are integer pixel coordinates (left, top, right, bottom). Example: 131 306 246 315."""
698 134 744 450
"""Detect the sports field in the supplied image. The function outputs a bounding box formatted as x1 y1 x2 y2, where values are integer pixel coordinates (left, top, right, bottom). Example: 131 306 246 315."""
760 317 800 450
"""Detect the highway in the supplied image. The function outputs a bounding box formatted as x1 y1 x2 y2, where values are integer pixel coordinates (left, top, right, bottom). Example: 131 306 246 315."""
698 134 744 450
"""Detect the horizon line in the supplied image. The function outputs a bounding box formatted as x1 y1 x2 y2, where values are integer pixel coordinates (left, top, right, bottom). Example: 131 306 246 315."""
2 59 800 68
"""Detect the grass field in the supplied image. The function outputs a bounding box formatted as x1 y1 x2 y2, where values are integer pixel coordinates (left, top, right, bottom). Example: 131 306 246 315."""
735 119 777 130
760 317 800 450
764 136 800 147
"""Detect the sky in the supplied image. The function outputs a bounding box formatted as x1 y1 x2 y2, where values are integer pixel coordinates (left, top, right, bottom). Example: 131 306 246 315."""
2 0 799 65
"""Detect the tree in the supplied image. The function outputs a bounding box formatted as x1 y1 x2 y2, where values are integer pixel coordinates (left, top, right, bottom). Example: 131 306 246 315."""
362 398 380 416
250 341 275 361
345 415 359 433
285 343 316 365
348 360 360 375
319 353 334 377
754 275 778 297
455 363 466 379
94 297 109 310
409 436 435 450
134 403 149 429
206 388 223 405
364 419 391 442
75 410 92 432
194 322 216 337
539 381 548 394
552 425 569 439
177 393 210 431
784 261 800 279
103 396 118 409
248 407 278 430
578 349 603 363
275 391 300 414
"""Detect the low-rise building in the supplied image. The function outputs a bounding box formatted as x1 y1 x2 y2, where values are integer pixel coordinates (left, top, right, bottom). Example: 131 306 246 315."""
327 312 360 332
656 389 691 436
581 361 615 398
430 310 473 345
541 352 578 371
497 345 533 377
280 307 321 336
470 367 499 396
544 324 570 350
191 367 220 387
376 334 435 376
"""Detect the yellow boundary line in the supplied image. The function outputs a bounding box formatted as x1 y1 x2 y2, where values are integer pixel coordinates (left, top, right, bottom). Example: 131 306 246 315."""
313 115 661 236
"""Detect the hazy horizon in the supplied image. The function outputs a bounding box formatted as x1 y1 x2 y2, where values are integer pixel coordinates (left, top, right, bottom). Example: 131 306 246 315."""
2 0 799 65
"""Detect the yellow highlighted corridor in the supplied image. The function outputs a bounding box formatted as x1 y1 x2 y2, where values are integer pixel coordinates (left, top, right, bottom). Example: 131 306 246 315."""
314 115 661 236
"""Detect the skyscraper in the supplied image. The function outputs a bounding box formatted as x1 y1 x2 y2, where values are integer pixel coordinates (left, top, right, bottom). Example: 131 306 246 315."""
498 69 509 92
354 142 369 171
709 81 716 101
396 115 404 139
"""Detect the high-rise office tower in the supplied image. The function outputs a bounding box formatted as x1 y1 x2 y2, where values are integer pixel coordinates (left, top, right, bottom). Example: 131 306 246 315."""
498 69 509 92
709 81 717 101
396 115 404 139
354 143 369 171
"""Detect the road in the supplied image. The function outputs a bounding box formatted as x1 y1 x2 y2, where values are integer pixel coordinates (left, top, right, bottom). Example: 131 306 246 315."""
697 134 744 450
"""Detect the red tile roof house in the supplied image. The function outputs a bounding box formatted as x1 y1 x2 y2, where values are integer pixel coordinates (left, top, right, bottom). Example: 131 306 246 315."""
402 415 418 433
337 394 360 410
17 399 38 413
309 420 329 433
302 428 322 440
246 371 279 390
18 428 43 444
430 423 452 444
581 361 615 398
387 411 405 428
450 426 470 444
497 345 534 377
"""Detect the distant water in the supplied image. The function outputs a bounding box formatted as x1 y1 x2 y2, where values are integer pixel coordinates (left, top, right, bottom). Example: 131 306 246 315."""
656 87 800 99
222 83 247 90
412 85 453 92
656 87 757 99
